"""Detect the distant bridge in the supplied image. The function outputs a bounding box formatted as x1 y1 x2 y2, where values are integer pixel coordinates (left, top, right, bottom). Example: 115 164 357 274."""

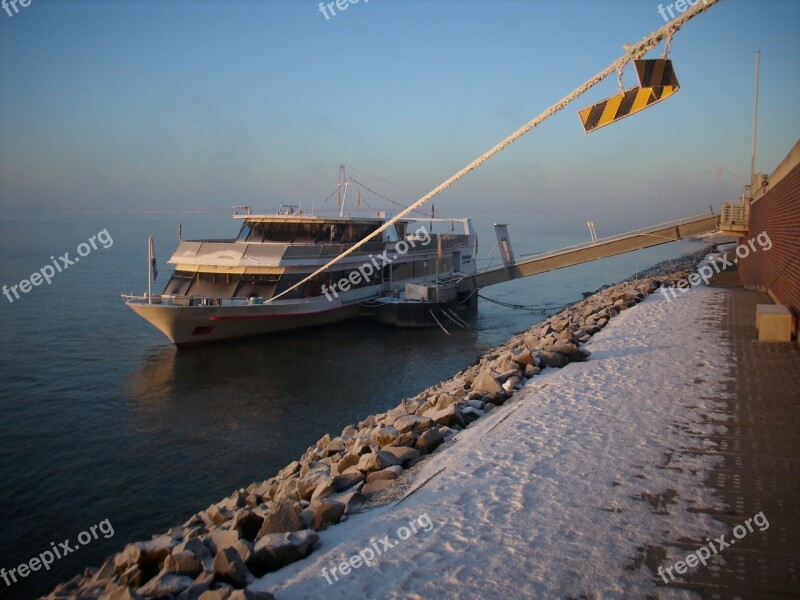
461 213 720 291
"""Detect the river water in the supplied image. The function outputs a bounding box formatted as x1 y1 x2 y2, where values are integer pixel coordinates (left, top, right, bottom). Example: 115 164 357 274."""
0 209 706 598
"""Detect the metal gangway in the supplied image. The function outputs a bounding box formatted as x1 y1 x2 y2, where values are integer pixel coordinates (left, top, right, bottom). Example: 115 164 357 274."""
462 212 719 291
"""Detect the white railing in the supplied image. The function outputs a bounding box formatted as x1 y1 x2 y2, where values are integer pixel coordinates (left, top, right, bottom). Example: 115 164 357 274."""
477 211 718 274
720 200 749 228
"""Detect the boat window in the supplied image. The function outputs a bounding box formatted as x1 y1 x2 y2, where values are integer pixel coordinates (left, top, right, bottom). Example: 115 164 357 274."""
237 223 252 242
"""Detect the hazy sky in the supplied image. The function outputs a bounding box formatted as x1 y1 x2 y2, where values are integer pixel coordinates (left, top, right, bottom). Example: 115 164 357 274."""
1 0 798 232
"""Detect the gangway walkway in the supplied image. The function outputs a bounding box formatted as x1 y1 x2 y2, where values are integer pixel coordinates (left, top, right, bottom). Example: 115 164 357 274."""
461 212 719 291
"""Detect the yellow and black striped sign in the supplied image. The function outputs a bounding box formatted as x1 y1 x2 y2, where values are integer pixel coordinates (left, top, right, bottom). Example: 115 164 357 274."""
577 85 678 133
635 59 679 88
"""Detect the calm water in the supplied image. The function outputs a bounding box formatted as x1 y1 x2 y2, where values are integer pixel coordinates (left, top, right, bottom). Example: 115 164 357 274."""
0 210 706 598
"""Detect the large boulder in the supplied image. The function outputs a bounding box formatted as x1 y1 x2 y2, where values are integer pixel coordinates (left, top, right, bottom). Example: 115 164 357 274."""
471 369 502 395
212 547 252 589
366 466 403 483
138 573 195 597
377 445 420 464
312 500 346 530
425 404 465 429
162 551 203 578
233 510 264 543
393 415 434 435
257 502 304 536
360 479 396 498
512 349 535 367
414 427 444 454
252 531 318 575
203 530 241 556
538 351 569 368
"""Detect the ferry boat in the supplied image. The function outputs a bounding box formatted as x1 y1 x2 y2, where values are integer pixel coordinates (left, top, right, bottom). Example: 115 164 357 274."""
123 194 478 346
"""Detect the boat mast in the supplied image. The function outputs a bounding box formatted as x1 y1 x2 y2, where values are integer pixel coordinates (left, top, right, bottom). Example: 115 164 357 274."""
337 164 348 217
147 235 153 304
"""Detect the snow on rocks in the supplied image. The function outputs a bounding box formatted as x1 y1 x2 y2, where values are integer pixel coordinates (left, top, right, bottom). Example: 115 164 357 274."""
44 249 712 599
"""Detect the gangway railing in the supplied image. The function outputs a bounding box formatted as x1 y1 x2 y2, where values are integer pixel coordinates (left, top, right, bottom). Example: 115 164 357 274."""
462 211 719 291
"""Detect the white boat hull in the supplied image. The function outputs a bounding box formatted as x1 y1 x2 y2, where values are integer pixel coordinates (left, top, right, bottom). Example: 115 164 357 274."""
125 299 365 347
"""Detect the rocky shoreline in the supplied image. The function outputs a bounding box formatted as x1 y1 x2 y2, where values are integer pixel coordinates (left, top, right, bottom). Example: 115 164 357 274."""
46 246 714 600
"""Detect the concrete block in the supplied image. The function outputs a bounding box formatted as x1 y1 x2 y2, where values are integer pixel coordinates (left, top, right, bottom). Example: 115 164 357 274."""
756 304 793 342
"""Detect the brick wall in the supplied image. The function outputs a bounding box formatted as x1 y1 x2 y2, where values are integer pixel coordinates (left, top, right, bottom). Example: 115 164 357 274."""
738 158 800 324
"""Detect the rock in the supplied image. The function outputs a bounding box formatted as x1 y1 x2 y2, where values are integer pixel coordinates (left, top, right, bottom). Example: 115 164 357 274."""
233 510 264 543
523 334 539 350
326 490 364 514
360 479 396 497
471 369 502 395
206 505 229 526
212 547 252 588
232 539 254 566
392 431 416 447
425 404 465 428
114 537 174 582
312 500 346 530
196 588 231 600
393 415 434 434
117 565 143 588
296 469 329 501
327 437 346 453
204 530 241 555
310 477 337 502
370 425 399 447
162 551 203 577
176 583 211 600
549 340 578 353
523 364 540 377
434 393 458 410
138 573 195 597
252 531 318 575
227 590 277 600
377 445 420 463
365 465 403 483
331 471 364 492
257 503 304 536
502 376 522 393
354 452 383 473
512 349 534 366
460 406 485 423
333 453 360 475
538 351 569 368
100 586 143 600
414 427 444 454
278 461 301 480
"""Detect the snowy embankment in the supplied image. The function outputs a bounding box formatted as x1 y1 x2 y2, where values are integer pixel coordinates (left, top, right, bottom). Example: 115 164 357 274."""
254 284 733 599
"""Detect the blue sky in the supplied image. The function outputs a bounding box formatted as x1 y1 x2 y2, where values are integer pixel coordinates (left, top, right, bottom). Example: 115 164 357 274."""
1 0 798 233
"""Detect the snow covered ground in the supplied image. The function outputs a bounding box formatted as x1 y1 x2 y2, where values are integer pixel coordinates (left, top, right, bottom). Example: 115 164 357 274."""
252 284 735 599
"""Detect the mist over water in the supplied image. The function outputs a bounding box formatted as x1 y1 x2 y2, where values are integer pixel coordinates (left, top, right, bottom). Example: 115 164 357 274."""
0 210 707 598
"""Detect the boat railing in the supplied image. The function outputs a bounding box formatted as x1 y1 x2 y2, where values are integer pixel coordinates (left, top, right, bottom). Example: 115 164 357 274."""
121 294 266 307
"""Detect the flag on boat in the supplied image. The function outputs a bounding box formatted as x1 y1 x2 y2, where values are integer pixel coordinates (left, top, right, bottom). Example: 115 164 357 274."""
148 235 158 282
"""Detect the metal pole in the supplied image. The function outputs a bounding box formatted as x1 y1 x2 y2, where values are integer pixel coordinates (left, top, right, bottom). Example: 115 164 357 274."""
750 50 760 188
148 235 152 304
